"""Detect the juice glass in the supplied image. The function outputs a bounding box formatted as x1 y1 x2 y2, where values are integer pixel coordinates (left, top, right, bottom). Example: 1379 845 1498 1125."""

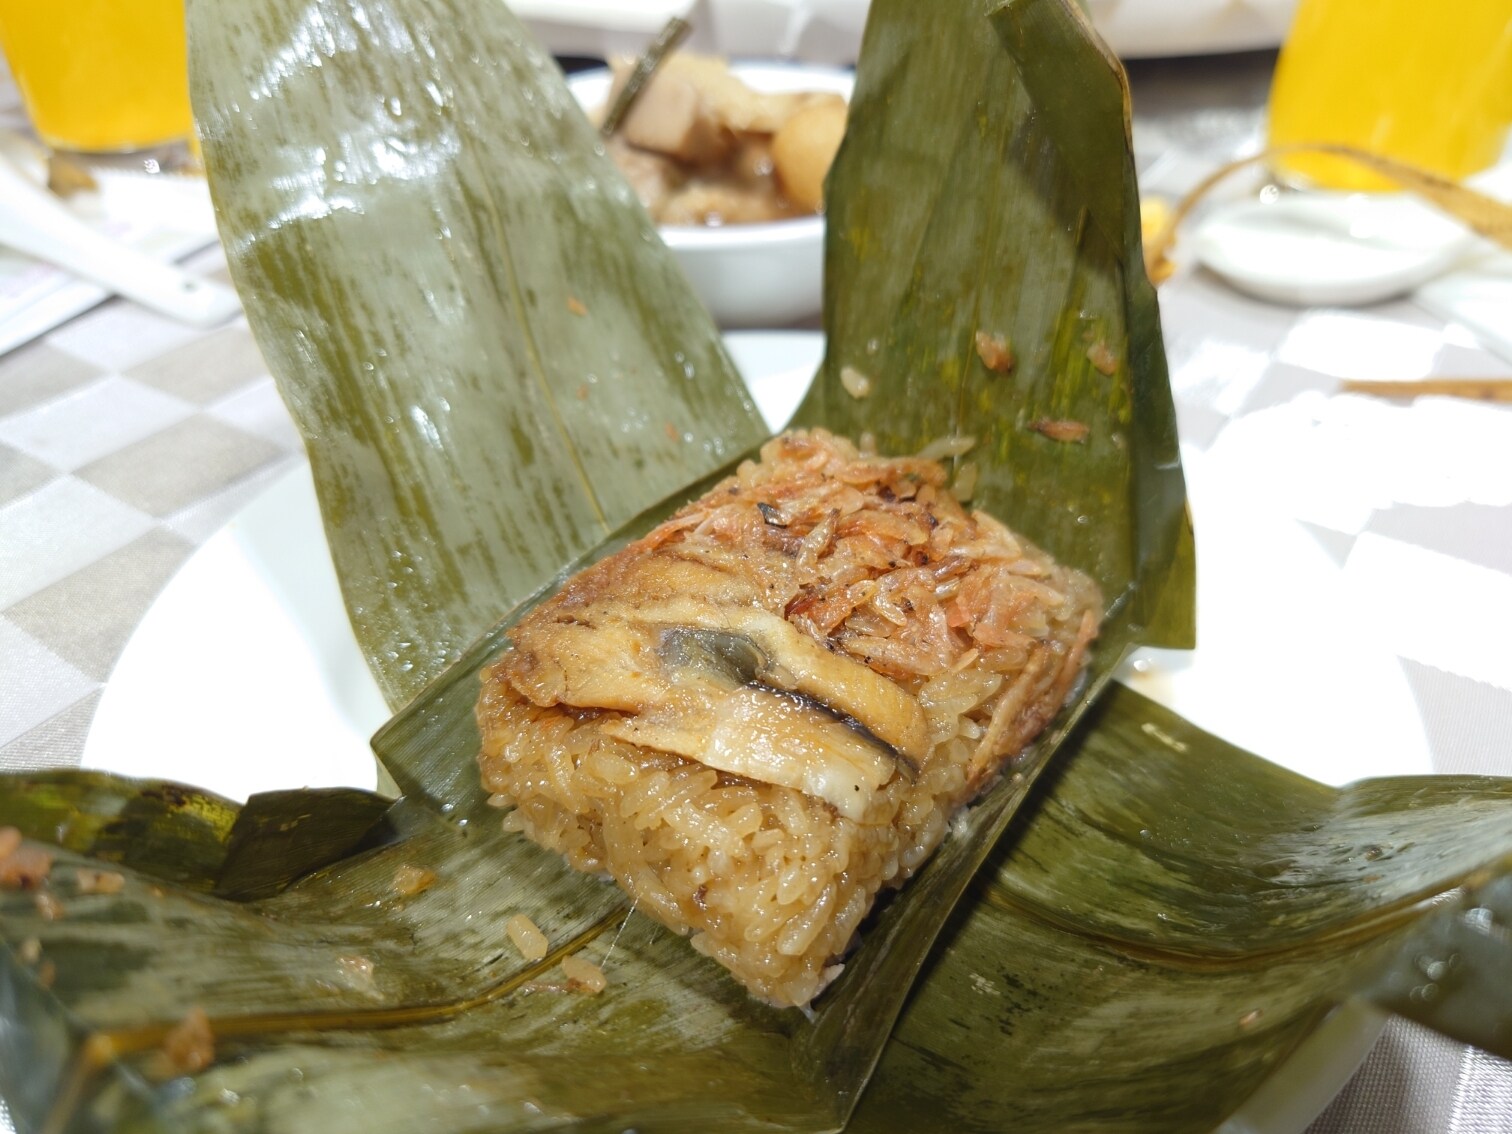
1267 0 1512 192
0 0 192 154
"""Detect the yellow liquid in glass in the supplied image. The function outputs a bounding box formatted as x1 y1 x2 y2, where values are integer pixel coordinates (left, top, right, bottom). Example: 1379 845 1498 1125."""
1267 0 1512 192
0 0 191 152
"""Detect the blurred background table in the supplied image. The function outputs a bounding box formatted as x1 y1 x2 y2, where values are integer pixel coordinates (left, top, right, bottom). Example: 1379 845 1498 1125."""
2 37 1510 1134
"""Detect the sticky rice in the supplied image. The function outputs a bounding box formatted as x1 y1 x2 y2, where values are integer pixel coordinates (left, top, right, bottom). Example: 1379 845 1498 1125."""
477 429 1100 1006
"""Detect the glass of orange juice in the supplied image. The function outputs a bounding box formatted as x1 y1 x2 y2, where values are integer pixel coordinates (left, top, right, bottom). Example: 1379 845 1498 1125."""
0 0 192 157
1267 0 1512 192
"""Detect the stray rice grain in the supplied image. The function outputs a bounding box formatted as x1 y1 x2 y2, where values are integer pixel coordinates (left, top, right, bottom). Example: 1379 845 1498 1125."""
973 330 1015 373
391 864 437 897
915 434 976 461
1029 418 1090 444
840 365 873 399
1086 340 1118 375
0 829 52 891
952 461 979 502
155 1007 215 1077
561 953 608 994
75 868 125 895
506 913 549 961
335 954 377 993
33 892 64 921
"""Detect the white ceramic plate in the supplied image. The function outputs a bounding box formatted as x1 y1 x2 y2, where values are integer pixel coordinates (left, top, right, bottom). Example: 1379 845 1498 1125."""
514 0 1297 62
82 332 821 799
86 328 1432 793
85 329 1412 1132
569 64 853 327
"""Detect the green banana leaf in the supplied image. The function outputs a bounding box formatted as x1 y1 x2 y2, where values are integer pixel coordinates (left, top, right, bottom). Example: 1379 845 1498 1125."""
849 685 1512 1132
800 0 1193 651
2 0 1510 1130
188 0 1198 1120
3 687 1511 1133
0 773 389 897
192 0 770 711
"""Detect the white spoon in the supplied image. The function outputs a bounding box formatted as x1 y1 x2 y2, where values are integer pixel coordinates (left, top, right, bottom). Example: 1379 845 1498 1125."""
0 147 242 326
1191 190 1480 307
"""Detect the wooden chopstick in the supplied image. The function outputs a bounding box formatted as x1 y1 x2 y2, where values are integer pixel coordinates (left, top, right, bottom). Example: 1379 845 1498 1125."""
1341 378 1512 403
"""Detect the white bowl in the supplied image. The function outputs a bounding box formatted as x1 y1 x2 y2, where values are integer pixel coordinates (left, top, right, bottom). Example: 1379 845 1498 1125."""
568 62 854 327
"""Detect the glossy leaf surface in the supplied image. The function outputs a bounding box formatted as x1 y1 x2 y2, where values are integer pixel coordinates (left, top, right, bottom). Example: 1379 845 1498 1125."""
189 0 1199 1116
194 0 769 709
801 0 1193 651
4 0 1508 1131
3 688 1511 1132
850 685 1512 1132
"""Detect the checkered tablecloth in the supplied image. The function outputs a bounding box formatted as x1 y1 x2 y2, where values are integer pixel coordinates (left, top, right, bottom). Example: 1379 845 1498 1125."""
1 47 1509 1134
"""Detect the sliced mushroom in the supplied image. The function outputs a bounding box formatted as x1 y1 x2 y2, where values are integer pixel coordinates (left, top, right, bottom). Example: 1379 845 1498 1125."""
635 596 929 762
498 557 929 816
600 684 894 821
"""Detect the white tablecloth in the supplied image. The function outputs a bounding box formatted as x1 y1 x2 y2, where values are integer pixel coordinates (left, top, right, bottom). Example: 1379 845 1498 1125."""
1 40 1508 1134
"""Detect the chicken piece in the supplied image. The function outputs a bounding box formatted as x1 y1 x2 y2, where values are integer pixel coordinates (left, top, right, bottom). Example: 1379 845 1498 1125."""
611 61 734 165
658 180 797 225
605 137 684 216
615 54 808 135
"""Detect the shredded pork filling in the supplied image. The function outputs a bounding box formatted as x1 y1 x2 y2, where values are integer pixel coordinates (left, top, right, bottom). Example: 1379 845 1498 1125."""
477 429 1100 1006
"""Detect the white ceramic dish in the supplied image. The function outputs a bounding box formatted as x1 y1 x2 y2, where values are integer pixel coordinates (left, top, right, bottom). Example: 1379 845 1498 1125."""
1192 191 1478 307
514 0 1297 63
568 64 852 327
85 330 1421 1132
1190 162 1512 373
1083 0 1295 58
